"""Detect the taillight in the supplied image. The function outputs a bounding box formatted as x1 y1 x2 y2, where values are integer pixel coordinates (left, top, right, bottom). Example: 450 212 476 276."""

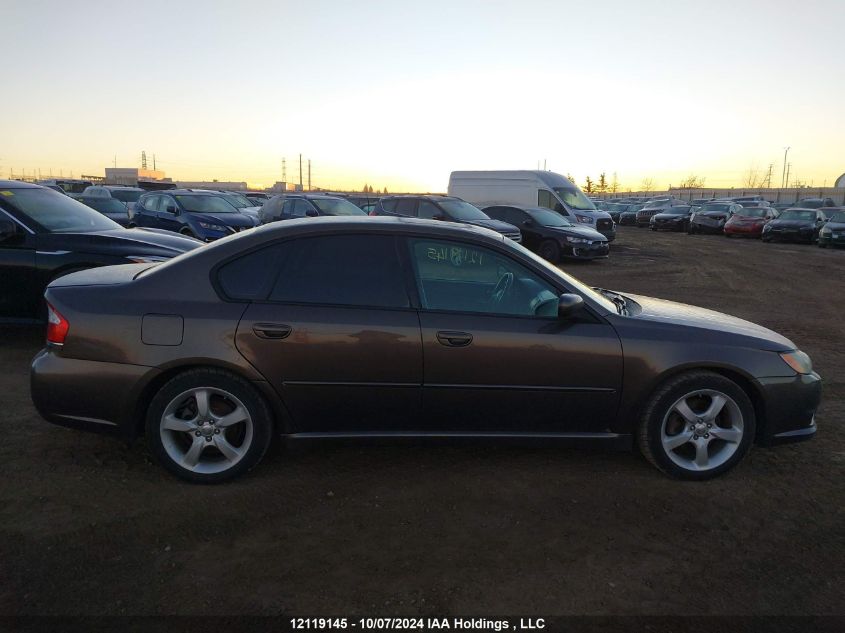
46 302 69 345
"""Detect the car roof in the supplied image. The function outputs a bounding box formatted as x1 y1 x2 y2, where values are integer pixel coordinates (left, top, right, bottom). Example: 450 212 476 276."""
0 180 44 189
484 204 556 214
383 194 453 200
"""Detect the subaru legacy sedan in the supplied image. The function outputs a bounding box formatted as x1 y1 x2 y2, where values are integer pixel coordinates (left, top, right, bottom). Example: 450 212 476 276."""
31 217 820 483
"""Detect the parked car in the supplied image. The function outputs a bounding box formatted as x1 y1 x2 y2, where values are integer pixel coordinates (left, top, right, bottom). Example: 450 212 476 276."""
483 204 609 261
372 195 522 242
447 170 615 241
31 216 820 483
650 206 693 232
636 199 687 228
688 202 742 234
0 181 200 321
723 206 780 238
772 202 794 213
818 209 845 248
35 179 93 198
604 203 628 223
260 194 368 224
77 196 132 226
81 186 145 210
134 190 258 241
796 197 835 209
762 208 828 243
210 190 264 219
618 204 644 226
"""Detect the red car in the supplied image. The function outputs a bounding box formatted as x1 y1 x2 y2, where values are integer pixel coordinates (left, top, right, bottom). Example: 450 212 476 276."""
724 206 779 238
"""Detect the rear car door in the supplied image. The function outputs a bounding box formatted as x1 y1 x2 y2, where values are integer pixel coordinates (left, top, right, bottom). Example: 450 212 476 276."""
157 195 183 233
406 235 623 434
233 233 423 433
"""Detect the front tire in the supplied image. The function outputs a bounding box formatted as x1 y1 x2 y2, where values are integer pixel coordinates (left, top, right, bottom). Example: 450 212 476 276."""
146 368 274 483
637 371 755 480
537 239 561 263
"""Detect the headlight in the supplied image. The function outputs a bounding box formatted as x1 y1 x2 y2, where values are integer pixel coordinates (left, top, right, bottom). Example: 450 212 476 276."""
125 255 170 263
763 224 772 231
565 236 588 243
575 215 594 224
780 350 813 374
198 222 228 232
821 229 831 236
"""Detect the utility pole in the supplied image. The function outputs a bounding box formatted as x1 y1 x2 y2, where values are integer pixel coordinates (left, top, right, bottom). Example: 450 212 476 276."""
780 146 790 187
282 158 287 183
785 162 792 188
765 163 773 188
141 151 147 170
543 159 547 170
298 154 303 189
307 159 311 191
113 155 117 168
153 154 156 170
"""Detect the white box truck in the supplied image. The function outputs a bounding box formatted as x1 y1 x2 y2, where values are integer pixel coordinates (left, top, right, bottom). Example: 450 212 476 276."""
447 170 615 241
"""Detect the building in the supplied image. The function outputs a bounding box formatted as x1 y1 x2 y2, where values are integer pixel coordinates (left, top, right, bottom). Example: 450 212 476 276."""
270 181 301 193
105 167 173 189
174 180 249 191
835 173 845 188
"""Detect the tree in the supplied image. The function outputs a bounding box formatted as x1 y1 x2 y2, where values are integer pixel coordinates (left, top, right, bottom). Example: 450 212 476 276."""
566 173 576 185
383 187 388 194
677 174 706 189
597 172 608 193
641 177 654 193
610 172 620 193
584 176 594 193
742 164 765 188
363 183 369 192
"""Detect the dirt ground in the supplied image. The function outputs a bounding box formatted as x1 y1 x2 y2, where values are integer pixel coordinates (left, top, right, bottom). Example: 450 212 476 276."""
1 228 843 618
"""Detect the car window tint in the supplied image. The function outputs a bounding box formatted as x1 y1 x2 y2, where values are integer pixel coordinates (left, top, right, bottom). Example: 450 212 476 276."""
290 199 310 217
409 238 558 317
417 201 440 220
270 235 409 308
538 190 555 210
217 244 287 301
394 199 416 216
143 195 160 211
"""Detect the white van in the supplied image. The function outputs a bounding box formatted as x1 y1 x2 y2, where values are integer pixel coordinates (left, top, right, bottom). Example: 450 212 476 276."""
448 170 615 241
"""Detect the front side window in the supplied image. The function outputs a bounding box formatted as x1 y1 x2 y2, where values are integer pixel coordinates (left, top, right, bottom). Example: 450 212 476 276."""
289 199 310 217
394 198 417 216
141 195 161 211
538 189 555 210
409 238 559 317
417 201 440 220
310 198 367 216
270 235 409 308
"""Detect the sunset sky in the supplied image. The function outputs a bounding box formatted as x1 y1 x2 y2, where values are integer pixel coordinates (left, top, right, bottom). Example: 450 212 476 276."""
3 0 843 192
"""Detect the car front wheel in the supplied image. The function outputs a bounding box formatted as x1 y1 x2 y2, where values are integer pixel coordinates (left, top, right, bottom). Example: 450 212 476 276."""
538 239 561 262
146 368 274 483
637 371 755 480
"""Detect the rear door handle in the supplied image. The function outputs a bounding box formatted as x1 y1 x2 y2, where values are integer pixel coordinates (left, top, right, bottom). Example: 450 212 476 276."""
252 323 292 340
436 331 473 347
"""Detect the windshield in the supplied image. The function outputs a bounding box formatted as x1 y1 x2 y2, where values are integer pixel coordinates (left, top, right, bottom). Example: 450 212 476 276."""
439 199 489 220
701 204 731 213
221 193 254 208
780 210 817 221
110 189 143 203
529 208 572 227
1 187 120 232
829 212 845 222
797 200 823 209
310 198 367 216
735 208 766 218
176 195 239 213
552 186 596 211
85 198 129 214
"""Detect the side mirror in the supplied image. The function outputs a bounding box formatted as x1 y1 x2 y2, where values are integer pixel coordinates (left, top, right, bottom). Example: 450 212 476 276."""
305 208 318 217
165 204 177 214
558 293 585 319
0 218 18 242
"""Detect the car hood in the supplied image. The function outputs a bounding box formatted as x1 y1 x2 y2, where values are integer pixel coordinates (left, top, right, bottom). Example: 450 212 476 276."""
462 218 520 234
652 212 687 219
189 212 257 227
547 225 606 241
625 293 794 351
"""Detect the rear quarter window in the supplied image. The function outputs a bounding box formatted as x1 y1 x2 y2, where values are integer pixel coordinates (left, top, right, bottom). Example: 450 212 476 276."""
217 244 287 300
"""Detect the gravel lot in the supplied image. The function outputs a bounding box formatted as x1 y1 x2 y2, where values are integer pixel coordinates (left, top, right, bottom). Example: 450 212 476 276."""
2 228 843 617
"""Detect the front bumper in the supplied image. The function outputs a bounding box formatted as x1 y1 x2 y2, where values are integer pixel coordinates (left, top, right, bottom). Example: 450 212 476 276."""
725 223 763 236
692 220 725 234
652 219 686 231
818 232 845 247
764 228 814 242
562 241 610 260
755 372 821 446
31 347 159 437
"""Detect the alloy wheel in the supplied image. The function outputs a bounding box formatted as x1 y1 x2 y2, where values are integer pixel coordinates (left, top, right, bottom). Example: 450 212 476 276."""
159 387 254 474
660 389 744 472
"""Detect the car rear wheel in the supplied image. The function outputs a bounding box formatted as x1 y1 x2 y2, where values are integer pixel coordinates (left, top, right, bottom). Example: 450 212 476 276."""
146 369 273 483
538 240 560 262
637 371 755 480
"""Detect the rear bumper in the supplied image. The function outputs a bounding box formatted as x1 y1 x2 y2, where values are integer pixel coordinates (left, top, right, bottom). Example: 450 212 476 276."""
755 372 821 446
31 347 159 437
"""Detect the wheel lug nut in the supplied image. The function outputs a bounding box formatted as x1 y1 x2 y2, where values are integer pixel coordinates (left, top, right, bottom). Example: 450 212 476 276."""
195 431 201 436
205 437 212 442
214 429 220 434
704 433 709 438
707 423 712 428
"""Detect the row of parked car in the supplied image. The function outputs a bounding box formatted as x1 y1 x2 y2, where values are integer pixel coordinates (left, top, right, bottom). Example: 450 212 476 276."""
594 195 843 246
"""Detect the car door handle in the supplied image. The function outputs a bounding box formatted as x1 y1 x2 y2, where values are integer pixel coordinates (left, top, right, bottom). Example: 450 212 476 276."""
252 323 292 340
436 331 473 347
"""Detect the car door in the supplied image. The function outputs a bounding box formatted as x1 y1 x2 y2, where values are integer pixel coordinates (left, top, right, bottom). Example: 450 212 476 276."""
406 235 623 434
233 233 423 433
156 195 183 233
134 194 160 228
0 207 38 319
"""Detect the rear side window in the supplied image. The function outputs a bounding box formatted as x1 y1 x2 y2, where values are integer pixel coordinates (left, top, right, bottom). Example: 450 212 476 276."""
394 198 417 216
537 190 555 210
380 199 398 212
270 235 409 308
217 244 287 300
141 195 160 211
417 200 440 219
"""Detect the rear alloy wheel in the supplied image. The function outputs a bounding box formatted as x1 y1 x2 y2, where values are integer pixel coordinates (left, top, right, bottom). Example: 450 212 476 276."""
638 371 754 480
538 239 561 262
146 369 273 483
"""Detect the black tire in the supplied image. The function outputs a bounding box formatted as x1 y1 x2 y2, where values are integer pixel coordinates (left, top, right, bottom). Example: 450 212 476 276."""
145 368 274 484
537 239 561 263
180 228 197 239
819 243 827 249
762 236 772 243
650 226 656 231
687 225 696 235
637 371 755 480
